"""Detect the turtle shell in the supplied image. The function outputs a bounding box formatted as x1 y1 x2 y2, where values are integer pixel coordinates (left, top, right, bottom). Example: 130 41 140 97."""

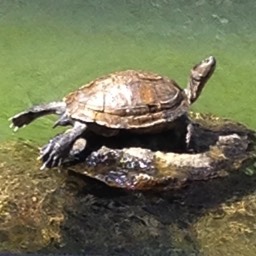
64 70 189 129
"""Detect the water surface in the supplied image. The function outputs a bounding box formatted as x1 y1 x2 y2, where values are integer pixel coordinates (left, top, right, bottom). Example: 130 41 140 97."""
1 0 256 142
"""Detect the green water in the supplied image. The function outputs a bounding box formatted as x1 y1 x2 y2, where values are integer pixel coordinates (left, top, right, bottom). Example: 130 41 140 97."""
1 0 256 143
1 1 256 255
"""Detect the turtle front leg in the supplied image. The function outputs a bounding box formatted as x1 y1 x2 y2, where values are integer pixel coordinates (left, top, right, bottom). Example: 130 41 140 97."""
39 122 87 169
9 101 66 130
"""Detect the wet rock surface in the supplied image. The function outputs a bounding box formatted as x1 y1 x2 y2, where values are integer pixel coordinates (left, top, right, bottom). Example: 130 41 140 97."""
0 113 256 254
67 113 255 191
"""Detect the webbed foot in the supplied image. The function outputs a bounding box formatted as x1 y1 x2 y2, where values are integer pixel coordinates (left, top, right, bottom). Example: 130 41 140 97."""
9 102 66 131
9 111 38 130
39 134 73 169
39 122 87 169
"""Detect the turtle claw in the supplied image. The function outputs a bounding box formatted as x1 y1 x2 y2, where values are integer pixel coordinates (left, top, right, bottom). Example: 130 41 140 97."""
9 121 21 132
40 141 54 157
9 123 20 132
13 126 19 132
39 153 59 170
38 134 73 169
39 154 60 170
9 113 29 131
57 158 63 167
40 162 48 171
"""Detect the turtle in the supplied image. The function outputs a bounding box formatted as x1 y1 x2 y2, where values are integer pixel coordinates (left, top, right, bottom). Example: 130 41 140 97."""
9 56 216 170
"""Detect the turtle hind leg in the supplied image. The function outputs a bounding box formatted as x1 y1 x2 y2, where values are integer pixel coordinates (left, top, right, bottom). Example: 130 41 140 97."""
9 101 66 130
39 121 87 169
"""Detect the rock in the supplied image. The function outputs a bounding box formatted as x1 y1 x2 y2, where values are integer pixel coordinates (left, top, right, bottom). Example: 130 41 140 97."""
67 113 256 190
0 113 256 254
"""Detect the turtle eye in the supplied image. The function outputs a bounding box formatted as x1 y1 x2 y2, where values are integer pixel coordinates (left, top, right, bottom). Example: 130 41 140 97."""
204 58 211 63
204 56 216 66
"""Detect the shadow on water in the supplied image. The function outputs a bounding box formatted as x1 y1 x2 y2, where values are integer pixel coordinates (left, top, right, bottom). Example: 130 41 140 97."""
39 165 256 255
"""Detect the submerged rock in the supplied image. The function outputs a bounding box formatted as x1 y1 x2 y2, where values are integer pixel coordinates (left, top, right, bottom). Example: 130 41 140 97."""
67 113 256 190
0 141 67 252
0 113 256 254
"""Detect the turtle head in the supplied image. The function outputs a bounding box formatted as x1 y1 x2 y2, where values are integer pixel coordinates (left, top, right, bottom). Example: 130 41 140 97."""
186 56 216 104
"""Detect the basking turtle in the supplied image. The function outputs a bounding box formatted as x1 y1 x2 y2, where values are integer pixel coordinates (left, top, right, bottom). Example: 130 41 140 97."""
10 56 216 169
